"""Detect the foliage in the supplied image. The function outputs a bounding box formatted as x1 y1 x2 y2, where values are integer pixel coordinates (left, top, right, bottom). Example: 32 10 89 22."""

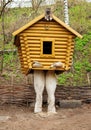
75 32 91 51
58 33 91 86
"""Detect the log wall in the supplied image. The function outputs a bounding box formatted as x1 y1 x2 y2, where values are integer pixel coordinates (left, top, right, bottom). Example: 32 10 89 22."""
18 19 75 74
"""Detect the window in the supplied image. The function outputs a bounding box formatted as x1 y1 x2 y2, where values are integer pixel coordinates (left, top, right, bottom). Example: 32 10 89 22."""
41 39 55 57
43 41 52 54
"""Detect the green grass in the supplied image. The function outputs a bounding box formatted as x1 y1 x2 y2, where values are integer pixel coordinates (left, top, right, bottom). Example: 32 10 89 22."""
58 33 91 86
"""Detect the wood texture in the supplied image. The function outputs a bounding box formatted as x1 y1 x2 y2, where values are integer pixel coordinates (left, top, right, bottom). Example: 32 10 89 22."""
17 19 76 74
13 15 82 74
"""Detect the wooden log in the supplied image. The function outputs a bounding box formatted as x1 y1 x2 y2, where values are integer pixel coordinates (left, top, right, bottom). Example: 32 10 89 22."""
29 58 65 62
24 30 72 35
21 33 71 38
28 27 66 31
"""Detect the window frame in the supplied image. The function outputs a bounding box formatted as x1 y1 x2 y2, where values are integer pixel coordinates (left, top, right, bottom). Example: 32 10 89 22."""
40 38 55 57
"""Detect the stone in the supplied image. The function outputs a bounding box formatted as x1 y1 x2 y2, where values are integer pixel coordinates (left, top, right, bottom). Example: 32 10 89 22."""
59 100 82 108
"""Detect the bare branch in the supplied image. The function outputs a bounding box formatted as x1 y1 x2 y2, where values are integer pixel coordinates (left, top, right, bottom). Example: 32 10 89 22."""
31 0 45 18
0 0 12 17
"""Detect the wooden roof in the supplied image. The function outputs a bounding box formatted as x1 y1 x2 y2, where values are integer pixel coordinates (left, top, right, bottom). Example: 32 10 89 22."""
12 14 82 38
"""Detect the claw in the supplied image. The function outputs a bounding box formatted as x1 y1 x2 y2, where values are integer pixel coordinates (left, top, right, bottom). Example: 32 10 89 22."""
32 61 43 68
50 61 65 68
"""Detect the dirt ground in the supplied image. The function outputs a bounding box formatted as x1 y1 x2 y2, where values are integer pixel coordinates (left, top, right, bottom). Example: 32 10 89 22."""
0 104 91 130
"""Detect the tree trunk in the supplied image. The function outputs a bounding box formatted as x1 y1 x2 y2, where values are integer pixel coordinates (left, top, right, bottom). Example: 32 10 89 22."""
0 0 5 73
63 0 69 25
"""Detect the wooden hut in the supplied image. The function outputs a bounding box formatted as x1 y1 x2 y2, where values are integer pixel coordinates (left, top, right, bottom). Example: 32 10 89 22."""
13 10 82 75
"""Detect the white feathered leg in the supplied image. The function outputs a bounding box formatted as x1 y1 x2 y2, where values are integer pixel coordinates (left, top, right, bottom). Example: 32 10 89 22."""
34 70 45 113
46 70 57 113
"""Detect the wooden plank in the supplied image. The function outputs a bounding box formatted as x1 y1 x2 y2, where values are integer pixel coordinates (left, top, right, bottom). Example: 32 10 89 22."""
31 58 65 62
55 42 74 46
55 48 67 51
55 46 74 49
30 54 66 58
30 51 40 55
55 56 66 58
30 55 65 59
55 41 67 44
24 30 71 35
32 67 65 71
21 33 70 38
27 41 73 46
27 40 40 43
55 45 67 48
20 36 68 41
28 21 64 26
55 38 68 41
26 46 41 52
40 63 51 65
27 27 67 31
28 44 40 47
29 48 40 51
55 53 67 56
30 23 64 28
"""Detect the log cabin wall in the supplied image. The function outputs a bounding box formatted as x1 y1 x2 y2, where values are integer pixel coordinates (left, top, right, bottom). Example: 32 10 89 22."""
18 18 75 74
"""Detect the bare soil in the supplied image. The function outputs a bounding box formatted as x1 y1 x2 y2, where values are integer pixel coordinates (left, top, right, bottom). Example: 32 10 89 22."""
0 104 91 130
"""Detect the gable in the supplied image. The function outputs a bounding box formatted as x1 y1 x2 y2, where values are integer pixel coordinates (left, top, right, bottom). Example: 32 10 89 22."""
12 14 82 39
21 18 74 36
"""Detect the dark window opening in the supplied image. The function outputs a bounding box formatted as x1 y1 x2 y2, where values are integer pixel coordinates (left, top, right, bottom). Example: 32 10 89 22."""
43 41 52 54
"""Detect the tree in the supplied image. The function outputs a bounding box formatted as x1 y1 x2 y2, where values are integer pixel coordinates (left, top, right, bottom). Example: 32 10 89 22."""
63 0 69 25
30 0 45 18
0 0 12 17
0 0 12 73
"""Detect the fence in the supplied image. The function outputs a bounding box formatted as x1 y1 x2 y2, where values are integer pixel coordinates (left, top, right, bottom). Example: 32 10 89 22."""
0 85 91 105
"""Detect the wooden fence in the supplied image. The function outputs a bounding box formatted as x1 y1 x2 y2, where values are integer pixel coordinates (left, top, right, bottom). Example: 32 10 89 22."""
0 85 91 105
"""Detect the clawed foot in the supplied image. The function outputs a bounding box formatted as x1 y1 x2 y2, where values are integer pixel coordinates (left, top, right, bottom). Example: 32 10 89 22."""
34 112 47 118
47 111 57 116
34 111 57 118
